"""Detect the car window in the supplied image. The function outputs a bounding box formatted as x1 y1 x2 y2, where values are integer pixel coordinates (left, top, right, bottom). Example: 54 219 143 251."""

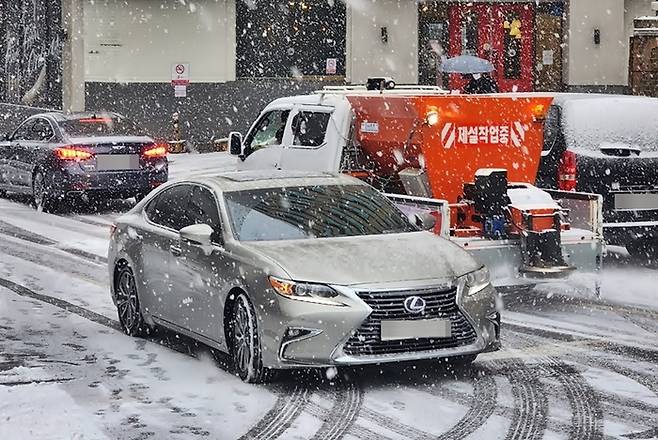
146 185 194 231
243 109 290 152
12 120 36 141
543 105 561 152
31 119 54 142
188 186 222 240
60 115 145 137
224 184 415 241
291 111 330 147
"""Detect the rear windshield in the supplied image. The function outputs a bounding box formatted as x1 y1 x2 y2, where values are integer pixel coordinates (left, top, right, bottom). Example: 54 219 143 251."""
563 98 658 152
60 115 145 137
224 184 415 241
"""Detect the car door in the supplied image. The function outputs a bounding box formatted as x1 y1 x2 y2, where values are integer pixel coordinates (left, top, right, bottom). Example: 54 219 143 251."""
6 119 36 188
239 108 292 171
278 106 335 172
140 184 194 324
15 118 55 187
168 184 228 342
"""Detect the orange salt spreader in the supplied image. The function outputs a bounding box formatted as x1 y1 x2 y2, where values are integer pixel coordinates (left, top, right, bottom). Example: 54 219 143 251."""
344 93 578 275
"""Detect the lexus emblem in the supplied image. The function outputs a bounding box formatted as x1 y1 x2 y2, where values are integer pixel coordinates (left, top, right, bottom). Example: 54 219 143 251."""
403 296 426 314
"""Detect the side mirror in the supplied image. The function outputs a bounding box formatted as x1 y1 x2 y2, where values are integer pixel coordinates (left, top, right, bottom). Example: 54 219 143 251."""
229 131 243 156
180 224 214 247
413 212 436 231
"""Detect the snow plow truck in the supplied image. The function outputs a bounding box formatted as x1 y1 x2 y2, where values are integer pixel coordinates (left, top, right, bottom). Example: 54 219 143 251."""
227 80 604 290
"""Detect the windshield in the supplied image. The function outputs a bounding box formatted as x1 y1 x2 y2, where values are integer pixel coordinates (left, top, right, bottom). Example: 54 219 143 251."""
224 184 415 241
563 98 658 152
60 115 146 137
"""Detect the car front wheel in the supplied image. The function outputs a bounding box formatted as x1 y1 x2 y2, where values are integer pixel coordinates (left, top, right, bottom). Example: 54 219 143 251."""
231 293 272 383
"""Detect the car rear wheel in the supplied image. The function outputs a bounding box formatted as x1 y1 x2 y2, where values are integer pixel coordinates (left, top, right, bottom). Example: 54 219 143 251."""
626 239 658 261
231 293 272 383
115 264 151 337
32 170 58 213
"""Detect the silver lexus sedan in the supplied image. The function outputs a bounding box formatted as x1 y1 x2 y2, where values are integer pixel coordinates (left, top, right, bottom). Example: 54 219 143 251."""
108 171 500 383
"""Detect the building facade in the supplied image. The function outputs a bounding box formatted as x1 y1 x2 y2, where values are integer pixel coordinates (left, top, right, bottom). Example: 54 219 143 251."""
1 0 656 144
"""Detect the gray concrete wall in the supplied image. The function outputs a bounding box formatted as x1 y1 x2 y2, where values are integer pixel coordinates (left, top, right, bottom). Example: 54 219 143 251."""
85 78 343 150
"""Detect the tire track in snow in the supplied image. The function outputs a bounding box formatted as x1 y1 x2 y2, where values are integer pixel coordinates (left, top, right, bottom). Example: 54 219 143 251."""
489 359 548 440
0 219 107 264
238 385 310 440
540 357 603 440
436 371 498 439
311 379 363 440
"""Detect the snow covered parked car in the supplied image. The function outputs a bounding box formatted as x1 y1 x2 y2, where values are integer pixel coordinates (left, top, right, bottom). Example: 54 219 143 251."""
108 171 501 383
536 94 658 259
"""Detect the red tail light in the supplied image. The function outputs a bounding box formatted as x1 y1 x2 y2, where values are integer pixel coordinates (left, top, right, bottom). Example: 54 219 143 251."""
558 150 577 191
142 143 168 158
55 146 93 161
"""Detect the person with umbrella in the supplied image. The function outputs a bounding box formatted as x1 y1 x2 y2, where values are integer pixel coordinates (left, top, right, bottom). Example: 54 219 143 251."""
441 55 499 94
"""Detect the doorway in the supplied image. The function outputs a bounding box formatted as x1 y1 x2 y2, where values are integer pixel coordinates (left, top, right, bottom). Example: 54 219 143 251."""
448 3 535 92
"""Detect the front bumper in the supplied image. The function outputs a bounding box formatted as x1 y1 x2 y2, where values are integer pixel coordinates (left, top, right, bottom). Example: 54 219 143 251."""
258 281 500 369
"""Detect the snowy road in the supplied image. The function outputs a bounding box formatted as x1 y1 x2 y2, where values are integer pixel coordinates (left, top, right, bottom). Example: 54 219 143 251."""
1 153 657 439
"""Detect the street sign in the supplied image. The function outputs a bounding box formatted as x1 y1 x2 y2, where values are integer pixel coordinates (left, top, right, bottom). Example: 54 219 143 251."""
326 58 337 75
174 85 187 98
171 63 190 85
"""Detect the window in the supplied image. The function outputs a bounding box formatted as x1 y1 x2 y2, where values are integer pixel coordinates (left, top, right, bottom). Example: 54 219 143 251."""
244 110 290 153
31 119 54 142
224 184 415 242
188 186 222 242
60 115 145 137
236 0 346 78
146 185 194 231
543 105 561 152
12 120 36 141
503 13 522 80
291 111 330 147
461 13 478 56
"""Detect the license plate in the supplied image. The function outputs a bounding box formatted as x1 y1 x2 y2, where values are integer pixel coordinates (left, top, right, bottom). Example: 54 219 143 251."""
380 319 451 341
96 154 139 171
614 193 658 211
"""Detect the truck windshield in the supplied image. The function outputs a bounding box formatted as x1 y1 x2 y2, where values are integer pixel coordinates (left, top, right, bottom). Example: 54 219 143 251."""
224 184 415 241
563 98 658 152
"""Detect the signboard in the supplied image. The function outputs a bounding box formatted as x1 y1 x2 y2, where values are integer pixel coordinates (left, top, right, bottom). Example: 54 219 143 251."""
325 58 337 75
174 85 187 98
542 50 554 65
171 63 190 85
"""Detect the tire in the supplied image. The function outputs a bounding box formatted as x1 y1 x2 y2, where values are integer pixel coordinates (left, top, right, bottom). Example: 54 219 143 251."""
114 264 152 337
626 239 658 261
32 170 59 213
230 293 272 383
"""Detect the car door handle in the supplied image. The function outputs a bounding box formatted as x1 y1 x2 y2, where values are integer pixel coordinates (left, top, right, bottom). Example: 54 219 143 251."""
169 245 182 257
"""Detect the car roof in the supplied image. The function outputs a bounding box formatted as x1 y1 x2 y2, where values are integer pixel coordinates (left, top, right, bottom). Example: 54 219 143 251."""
178 170 366 192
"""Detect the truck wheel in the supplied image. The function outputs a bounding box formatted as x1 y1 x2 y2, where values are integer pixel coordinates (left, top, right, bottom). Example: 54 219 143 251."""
230 293 272 383
626 239 658 261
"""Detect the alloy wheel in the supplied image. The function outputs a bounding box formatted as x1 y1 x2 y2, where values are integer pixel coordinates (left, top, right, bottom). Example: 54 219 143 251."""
233 296 254 377
116 268 140 334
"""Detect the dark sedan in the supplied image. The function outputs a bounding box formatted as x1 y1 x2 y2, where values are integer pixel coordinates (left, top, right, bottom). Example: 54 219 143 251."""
0 112 168 212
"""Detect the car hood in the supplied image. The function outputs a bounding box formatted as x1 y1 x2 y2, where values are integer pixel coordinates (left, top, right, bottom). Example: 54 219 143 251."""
240 231 481 286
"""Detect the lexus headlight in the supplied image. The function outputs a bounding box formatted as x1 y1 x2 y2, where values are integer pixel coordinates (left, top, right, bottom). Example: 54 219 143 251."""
268 276 345 306
460 266 491 297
